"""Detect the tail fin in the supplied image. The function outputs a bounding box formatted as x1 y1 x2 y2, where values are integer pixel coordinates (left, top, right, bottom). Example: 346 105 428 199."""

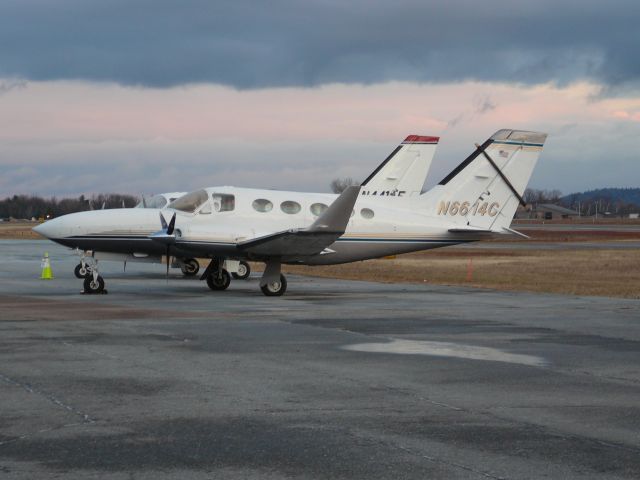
361 135 439 197
423 129 547 231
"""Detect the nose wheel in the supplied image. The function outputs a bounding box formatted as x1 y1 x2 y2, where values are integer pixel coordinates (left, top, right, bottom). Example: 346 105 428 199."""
74 263 89 278
79 256 107 294
73 249 90 278
83 275 105 294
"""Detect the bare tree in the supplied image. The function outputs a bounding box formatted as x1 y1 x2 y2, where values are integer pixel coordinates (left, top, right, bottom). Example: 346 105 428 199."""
330 177 358 194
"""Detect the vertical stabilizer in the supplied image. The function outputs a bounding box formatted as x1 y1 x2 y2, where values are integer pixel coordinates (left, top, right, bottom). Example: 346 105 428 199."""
423 129 547 230
361 135 439 197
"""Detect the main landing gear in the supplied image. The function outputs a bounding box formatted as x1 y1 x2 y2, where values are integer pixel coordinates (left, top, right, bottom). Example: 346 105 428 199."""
260 274 287 296
203 258 286 296
179 258 200 277
231 261 251 280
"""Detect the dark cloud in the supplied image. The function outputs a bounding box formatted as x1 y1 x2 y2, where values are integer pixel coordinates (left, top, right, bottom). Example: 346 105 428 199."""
0 0 638 89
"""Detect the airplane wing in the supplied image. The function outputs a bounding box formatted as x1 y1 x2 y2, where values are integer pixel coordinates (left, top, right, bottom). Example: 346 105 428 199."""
238 185 360 257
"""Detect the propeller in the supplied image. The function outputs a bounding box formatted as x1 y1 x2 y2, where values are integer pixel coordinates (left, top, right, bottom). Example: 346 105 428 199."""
149 212 177 281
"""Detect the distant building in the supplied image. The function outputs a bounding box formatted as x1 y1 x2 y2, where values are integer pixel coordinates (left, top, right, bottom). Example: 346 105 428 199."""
535 204 580 220
515 203 580 220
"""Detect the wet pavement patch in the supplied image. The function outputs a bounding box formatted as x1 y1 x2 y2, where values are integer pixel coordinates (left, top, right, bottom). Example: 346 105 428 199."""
342 339 547 366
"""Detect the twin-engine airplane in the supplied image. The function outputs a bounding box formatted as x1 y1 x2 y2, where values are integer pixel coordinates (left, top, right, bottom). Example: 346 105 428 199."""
65 135 439 282
34 129 547 296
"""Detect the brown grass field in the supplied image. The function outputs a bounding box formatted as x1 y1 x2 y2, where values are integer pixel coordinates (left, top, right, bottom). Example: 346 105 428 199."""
0 222 42 239
283 248 640 299
4 221 640 299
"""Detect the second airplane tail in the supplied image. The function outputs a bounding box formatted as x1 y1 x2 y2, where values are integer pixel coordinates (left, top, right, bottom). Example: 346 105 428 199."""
422 129 548 232
361 135 439 197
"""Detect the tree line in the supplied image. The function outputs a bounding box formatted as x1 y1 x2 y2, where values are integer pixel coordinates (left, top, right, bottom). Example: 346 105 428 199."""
0 194 139 220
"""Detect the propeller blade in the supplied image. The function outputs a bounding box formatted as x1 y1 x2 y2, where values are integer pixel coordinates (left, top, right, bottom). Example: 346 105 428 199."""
167 213 176 235
160 212 168 231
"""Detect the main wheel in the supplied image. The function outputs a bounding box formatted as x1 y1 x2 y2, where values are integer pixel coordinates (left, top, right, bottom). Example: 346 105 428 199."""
180 258 200 276
206 269 231 291
231 261 251 280
260 274 287 297
74 263 88 278
83 275 105 294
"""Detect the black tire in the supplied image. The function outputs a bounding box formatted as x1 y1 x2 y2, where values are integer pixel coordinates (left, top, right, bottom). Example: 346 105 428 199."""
83 275 105 294
180 258 200 276
231 261 251 280
206 269 231 291
260 274 287 297
74 263 88 279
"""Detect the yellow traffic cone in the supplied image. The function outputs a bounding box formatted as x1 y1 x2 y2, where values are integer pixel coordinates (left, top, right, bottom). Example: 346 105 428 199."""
40 252 53 280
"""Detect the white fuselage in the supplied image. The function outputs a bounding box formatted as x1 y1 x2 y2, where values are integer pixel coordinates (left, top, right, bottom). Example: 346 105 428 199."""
36 186 477 265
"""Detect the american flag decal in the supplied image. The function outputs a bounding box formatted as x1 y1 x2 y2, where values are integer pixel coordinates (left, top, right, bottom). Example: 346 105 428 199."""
499 150 509 158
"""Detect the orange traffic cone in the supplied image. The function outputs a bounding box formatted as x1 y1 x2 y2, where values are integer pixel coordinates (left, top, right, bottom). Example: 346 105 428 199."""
40 252 53 280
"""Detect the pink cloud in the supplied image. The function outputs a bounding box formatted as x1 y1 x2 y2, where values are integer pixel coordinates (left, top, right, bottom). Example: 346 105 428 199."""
1 80 635 145
1 79 639 196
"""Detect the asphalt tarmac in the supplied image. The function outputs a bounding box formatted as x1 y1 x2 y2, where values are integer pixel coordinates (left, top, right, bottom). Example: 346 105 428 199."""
1 240 640 479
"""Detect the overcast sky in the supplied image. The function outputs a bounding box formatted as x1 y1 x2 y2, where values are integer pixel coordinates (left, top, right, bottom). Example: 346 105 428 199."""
1 0 639 197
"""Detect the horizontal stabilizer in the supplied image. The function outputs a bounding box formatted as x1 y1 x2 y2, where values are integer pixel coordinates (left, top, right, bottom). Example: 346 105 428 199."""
238 186 360 257
502 227 530 239
448 226 530 239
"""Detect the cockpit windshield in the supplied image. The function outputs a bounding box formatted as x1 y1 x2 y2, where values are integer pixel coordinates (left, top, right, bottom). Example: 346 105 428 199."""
136 194 167 209
168 189 209 213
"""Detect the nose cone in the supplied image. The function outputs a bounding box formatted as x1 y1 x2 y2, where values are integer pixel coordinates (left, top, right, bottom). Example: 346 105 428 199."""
33 217 65 239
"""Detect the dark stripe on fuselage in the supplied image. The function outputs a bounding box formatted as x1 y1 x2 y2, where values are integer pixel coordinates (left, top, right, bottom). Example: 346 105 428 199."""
337 238 471 244
62 234 473 246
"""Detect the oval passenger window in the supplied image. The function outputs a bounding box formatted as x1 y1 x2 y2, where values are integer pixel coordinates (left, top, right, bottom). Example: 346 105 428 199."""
361 208 375 219
252 199 273 213
280 201 301 214
310 203 328 216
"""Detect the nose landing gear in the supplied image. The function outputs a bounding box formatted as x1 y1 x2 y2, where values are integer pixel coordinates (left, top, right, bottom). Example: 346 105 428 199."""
73 249 89 278
78 255 106 294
